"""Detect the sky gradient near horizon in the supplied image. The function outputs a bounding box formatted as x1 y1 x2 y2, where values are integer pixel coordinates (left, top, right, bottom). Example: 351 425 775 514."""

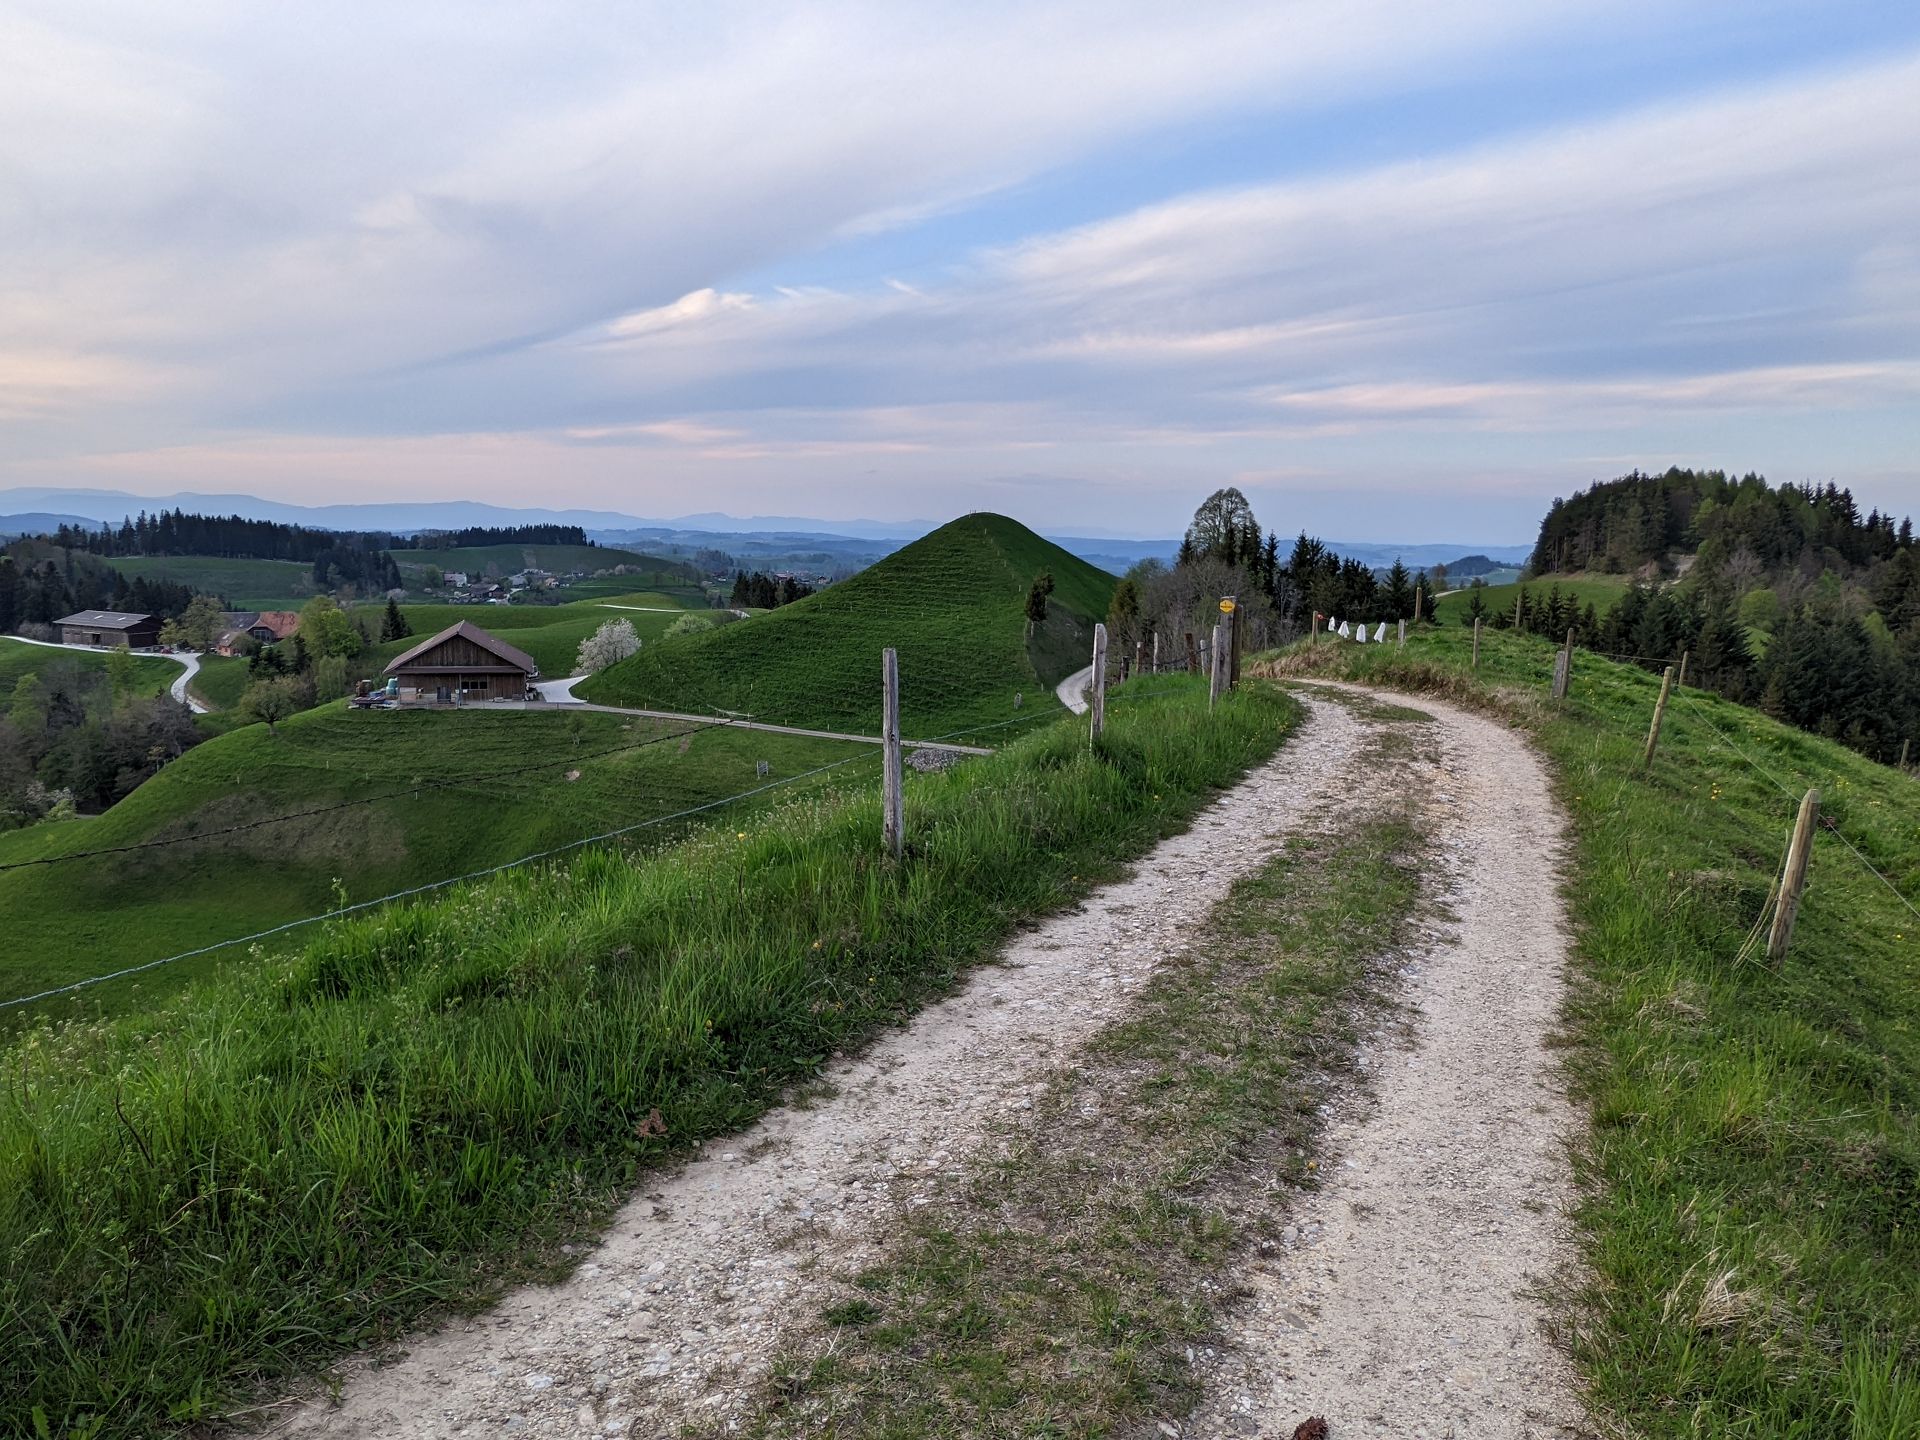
4 2 1918 542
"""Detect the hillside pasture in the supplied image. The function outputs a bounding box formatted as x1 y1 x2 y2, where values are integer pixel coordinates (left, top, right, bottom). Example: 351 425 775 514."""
0 677 1293 1436
583 513 1116 737
388 542 698 592
0 705 867 1020
1433 572 1631 626
0 636 182 700
105 554 318 608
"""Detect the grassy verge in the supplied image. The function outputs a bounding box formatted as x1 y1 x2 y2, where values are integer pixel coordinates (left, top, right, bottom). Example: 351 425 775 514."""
1 676 1293 1438
1257 627 1920 1435
735 725 1432 1438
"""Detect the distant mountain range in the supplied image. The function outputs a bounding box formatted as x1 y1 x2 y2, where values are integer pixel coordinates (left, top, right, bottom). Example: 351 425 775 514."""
0 486 1533 574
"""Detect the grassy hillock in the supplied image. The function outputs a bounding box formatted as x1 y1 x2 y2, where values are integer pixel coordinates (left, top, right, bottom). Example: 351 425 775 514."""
0 705 866 1020
0 637 182 699
1432 572 1631 626
0 677 1292 1436
582 513 1116 736
1259 626 1919 1434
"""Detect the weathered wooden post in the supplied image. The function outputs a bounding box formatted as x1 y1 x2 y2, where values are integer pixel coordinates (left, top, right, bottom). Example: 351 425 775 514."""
1767 789 1820 963
1151 632 1161 674
1899 737 1910 772
881 647 903 860
1551 628 1574 700
1090 623 1108 743
1642 665 1675 767
1397 618 1406 648
1184 631 1199 673
1514 589 1524 631
1208 622 1229 707
1119 656 1131 682
1472 617 1482 669
1677 649 1690 689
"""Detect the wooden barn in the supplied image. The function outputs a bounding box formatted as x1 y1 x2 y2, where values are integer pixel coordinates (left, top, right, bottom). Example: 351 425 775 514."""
56 609 161 648
384 620 538 703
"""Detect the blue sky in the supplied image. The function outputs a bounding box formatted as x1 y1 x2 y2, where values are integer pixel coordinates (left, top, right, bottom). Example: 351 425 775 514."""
3 2 1916 542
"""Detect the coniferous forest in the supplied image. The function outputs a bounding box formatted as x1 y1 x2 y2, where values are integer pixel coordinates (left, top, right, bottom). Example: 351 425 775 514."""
1526 468 1920 762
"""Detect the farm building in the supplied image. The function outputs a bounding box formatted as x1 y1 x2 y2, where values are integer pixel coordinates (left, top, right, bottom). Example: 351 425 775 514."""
56 610 161 648
384 620 538 702
214 610 302 655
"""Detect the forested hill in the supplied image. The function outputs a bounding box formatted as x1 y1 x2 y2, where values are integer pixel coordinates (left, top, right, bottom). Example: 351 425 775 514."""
1523 468 1920 763
1529 467 1911 579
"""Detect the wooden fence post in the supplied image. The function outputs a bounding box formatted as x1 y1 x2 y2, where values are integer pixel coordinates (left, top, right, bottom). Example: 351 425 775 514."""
1208 623 1229 707
1151 632 1161 674
1900 738 1910 772
1514 589 1524 631
1472 617 1482 669
881 647 903 860
1551 628 1574 700
1311 614 1320 646
1642 665 1674 766
1397 618 1406 648
1767 788 1820 963
1134 638 1146 677
1184 631 1198 673
1677 649 1690 689
1090 623 1107 743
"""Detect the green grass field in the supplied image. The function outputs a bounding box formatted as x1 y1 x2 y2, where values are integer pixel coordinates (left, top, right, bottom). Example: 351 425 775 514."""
0 637 182 700
0 677 1292 1436
387 543 696 589
105 554 317 608
582 514 1116 737
187 653 251 711
1432 572 1631 625
1260 626 1920 1435
0 705 868 1021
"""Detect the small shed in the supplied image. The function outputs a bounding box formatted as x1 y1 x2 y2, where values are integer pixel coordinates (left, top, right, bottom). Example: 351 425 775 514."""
57 610 161 648
384 620 538 703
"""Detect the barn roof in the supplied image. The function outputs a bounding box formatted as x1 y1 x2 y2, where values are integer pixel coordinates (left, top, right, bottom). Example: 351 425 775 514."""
56 610 155 628
384 620 538 676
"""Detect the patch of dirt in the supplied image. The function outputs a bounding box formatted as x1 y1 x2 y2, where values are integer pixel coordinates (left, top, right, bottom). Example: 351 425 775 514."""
260 696 1375 1439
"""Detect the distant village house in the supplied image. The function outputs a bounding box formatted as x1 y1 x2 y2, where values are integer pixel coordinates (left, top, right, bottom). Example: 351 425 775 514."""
56 610 161 648
384 620 538 702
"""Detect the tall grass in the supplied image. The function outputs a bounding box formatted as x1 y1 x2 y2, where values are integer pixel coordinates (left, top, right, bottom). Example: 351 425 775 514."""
0 677 1294 1437
1259 628 1920 1435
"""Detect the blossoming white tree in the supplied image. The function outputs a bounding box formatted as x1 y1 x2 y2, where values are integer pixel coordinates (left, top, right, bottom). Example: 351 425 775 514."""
574 618 641 674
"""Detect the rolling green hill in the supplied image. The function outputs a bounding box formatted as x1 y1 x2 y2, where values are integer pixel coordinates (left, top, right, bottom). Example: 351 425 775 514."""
0 705 867 1020
105 554 317 608
581 513 1116 736
0 636 182 699
1433 573 1631 626
387 542 696 591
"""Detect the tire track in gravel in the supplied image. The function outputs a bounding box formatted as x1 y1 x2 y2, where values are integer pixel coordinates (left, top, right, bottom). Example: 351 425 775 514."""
1186 684 1590 1439
263 694 1375 1440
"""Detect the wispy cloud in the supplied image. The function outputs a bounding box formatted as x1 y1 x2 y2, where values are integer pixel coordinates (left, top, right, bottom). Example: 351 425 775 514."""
1 5 1914 535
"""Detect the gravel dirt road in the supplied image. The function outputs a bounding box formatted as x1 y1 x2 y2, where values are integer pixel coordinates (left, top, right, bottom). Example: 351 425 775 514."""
259 684 1587 1440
